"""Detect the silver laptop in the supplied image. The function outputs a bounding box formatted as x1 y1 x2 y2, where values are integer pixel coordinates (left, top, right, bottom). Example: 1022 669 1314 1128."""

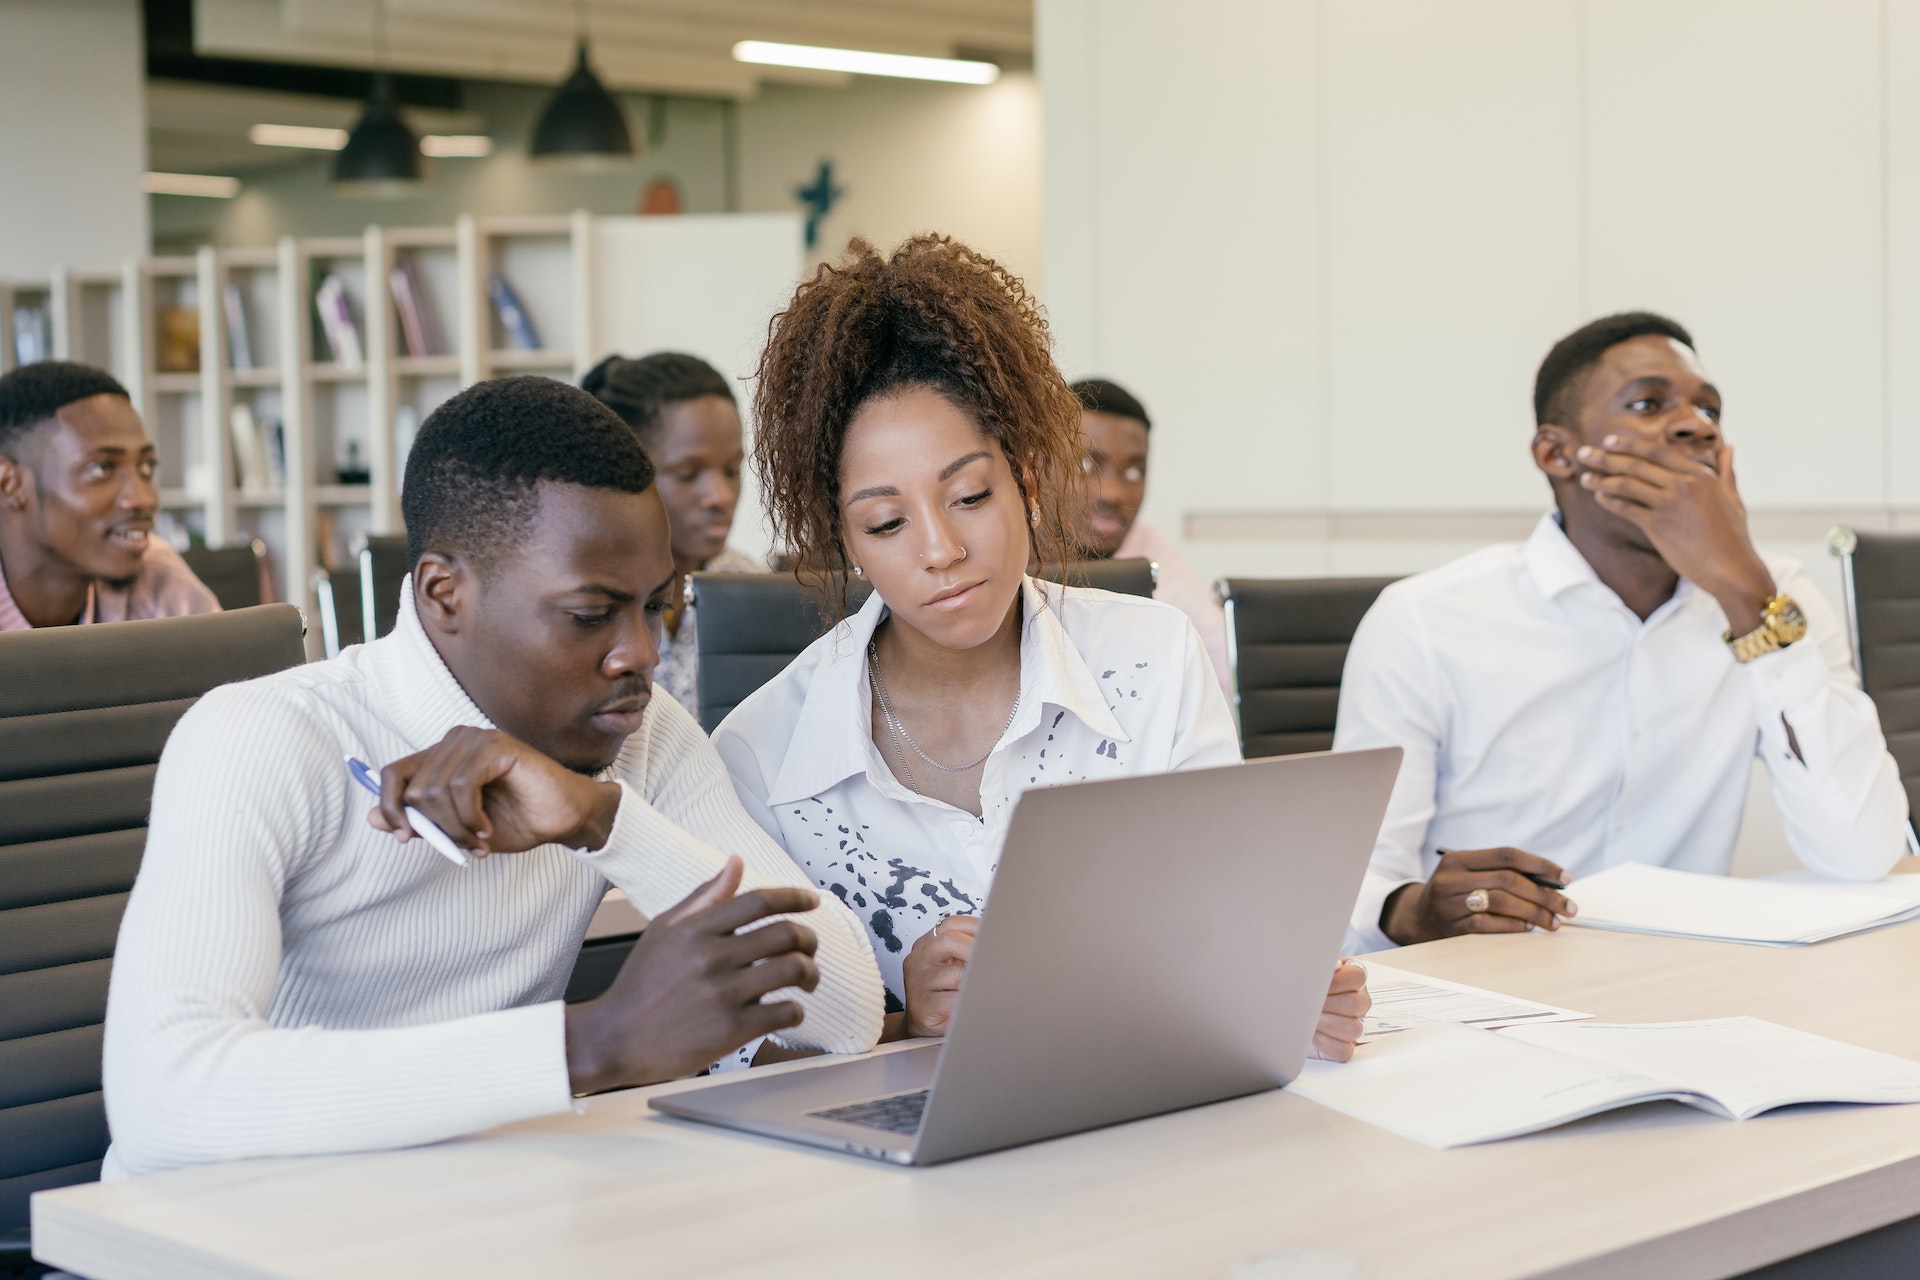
650 747 1401 1165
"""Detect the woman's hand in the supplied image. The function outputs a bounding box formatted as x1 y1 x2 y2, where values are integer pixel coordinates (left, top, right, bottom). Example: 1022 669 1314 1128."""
1307 960 1371 1062
901 915 978 1037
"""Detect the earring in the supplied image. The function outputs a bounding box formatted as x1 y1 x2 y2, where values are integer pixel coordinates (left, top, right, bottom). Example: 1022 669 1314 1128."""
1030 509 1041 526
852 565 864 578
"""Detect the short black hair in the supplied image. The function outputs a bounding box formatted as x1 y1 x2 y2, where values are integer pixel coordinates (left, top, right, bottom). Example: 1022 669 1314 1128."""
1534 312 1695 428
580 351 735 443
0 360 130 455
401 375 656 570
1070 377 1151 430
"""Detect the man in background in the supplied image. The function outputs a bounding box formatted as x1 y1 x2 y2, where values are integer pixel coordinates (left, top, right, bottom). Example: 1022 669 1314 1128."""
0 360 215 628
1070 377 1231 698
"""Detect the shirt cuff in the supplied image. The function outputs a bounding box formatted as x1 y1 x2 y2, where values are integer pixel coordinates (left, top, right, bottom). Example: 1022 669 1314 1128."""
1348 871 1413 954
1741 637 1828 717
567 781 723 915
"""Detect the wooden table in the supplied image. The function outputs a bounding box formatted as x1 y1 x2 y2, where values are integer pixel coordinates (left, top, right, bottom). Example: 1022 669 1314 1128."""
32 922 1920 1279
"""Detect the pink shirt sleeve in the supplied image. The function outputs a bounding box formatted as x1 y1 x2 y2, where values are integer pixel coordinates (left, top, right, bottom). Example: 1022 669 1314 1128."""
1117 521 1232 701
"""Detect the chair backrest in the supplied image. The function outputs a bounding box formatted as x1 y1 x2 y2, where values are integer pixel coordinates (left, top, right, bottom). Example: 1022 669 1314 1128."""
1046 556 1158 599
180 540 269 611
311 567 364 659
1218 576 1398 759
357 534 410 643
1831 527 1920 852
0 605 306 1232
688 559 1158 734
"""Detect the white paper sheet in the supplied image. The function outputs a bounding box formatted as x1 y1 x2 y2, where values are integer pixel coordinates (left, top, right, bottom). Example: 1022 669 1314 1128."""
1360 964 1590 1037
1290 1017 1920 1148
1289 1024 1683 1148
1563 863 1915 946
1500 1017 1920 1119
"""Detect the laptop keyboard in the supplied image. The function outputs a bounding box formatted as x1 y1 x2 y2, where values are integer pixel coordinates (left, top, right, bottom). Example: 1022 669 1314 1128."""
811 1090 930 1135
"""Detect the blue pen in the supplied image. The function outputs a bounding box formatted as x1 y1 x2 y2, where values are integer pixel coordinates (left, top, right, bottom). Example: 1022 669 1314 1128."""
345 755 470 867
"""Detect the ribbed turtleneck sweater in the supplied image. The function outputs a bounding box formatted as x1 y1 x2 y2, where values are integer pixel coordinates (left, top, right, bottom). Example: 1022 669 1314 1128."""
102 589 884 1178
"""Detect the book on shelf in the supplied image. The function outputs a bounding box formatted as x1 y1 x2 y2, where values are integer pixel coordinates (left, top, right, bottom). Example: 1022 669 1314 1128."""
158 305 200 373
11 305 50 366
389 254 444 357
229 402 271 492
314 274 364 367
262 416 286 489
486 271 541 350
223 283 254 370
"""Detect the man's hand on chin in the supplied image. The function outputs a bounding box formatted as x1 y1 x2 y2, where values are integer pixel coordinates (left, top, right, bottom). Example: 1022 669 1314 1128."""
1577 437 1775 633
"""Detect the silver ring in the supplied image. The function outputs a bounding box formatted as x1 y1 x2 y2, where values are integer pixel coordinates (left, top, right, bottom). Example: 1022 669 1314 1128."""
1464 889 1491 914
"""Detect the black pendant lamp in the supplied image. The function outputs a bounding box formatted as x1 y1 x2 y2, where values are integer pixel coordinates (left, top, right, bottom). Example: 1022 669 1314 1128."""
531 39 637 164
333 74 423 194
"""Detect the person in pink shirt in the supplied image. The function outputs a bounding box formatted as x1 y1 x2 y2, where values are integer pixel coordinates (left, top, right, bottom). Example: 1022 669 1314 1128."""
1069 378 1232 699
0 361 217 630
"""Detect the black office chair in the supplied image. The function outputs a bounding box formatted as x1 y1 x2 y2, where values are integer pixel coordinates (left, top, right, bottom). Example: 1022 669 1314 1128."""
180 539 270 611
1829 527 1920 855
0 605 307 1269
1217 576 1397 759
689 558 1158 733
312 566 365 659
356 534 409 643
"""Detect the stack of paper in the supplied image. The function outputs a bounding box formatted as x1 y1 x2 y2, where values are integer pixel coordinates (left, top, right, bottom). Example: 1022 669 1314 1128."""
1290 1017 1920 1148
1563 863 1920 946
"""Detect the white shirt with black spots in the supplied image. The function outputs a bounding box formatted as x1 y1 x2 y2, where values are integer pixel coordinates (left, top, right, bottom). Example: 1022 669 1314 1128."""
713 576 1241 1008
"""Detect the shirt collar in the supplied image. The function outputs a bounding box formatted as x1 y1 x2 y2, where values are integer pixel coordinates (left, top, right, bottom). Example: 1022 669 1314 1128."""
766 576 1130 805
1522 512 1602 600
1522 510 1699 616
366 578 500 750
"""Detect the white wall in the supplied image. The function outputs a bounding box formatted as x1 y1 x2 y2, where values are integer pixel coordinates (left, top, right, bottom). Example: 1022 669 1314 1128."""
739 70 1043 291
591 212 806 563
1039 0 1920 586
0 0 148 276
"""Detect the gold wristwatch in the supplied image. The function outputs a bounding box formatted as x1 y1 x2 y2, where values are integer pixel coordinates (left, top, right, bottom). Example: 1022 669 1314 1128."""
1725 593 1808 663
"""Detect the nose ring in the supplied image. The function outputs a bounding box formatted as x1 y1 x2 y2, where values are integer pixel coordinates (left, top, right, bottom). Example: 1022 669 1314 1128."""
957 546 968 562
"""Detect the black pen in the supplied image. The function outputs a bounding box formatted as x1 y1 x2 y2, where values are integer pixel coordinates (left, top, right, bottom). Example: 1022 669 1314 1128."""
1434 848 1566 891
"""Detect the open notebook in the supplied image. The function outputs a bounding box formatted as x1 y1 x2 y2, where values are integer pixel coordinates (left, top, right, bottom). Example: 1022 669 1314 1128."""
1289 1016 1920 1148
1564 863 1920 946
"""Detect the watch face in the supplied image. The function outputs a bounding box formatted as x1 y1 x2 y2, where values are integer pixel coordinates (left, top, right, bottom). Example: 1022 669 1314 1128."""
1767 596 1809 645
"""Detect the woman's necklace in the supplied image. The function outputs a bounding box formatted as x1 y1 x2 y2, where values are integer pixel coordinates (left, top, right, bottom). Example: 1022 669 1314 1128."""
867 639 1021 795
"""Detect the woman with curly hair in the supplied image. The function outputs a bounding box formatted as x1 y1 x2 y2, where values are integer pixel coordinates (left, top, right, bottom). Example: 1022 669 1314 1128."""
712 235 1367 1056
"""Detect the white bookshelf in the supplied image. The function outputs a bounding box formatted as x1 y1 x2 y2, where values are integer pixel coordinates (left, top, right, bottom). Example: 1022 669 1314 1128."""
3 209 802 651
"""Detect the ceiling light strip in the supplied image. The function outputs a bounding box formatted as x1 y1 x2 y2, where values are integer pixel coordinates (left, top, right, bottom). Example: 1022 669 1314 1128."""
143 172 241 198
732 40 999 85
421 135 493 158
249 123 350 150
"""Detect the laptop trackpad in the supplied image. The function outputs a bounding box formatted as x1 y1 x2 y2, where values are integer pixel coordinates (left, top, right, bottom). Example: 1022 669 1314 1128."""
650 1043 942 1135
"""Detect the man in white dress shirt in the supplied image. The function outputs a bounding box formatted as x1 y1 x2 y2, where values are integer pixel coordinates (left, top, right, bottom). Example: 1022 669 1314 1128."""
103 377 882 1176
1335 312 1908 951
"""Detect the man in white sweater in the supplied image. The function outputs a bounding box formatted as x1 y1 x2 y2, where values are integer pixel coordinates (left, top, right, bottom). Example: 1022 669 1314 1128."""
103 376 885 1177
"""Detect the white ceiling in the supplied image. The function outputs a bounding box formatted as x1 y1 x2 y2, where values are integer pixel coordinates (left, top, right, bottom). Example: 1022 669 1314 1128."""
193 0 1034 99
